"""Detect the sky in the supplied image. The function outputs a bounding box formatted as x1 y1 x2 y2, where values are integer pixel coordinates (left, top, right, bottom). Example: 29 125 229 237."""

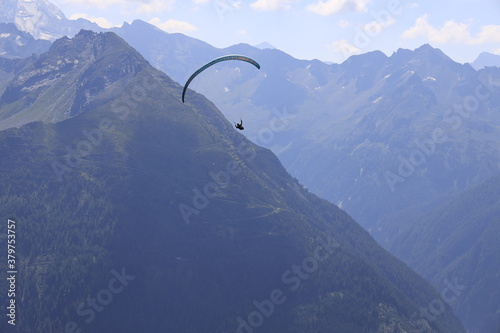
51 0 500 64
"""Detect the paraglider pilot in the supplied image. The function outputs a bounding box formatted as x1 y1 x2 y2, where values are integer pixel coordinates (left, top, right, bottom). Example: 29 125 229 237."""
235 119 244 130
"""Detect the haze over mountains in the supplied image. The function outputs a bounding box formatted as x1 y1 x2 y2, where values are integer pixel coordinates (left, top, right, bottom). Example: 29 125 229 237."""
109 19 500 242
0 29 467 333
1 0 499 332
387 173 500 333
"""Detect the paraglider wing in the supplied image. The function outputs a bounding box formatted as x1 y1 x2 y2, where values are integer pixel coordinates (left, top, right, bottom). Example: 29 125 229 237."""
182 55 260 103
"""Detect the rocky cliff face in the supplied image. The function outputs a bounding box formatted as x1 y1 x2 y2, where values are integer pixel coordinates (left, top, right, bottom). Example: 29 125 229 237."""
0 30 145 130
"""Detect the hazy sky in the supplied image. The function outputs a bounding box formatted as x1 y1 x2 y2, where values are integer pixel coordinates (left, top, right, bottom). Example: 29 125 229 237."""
52 0 500 64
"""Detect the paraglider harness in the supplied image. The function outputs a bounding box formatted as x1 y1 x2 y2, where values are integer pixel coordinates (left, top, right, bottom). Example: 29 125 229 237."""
235 119 244 130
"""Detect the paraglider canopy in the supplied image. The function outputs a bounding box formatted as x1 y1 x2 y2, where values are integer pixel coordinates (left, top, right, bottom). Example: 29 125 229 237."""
182 55 260 103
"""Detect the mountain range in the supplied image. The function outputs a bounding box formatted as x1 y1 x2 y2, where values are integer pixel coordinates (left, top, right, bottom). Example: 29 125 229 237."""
1 0 499 331
0 29 467 333
107 19 500 241
96 19 500 333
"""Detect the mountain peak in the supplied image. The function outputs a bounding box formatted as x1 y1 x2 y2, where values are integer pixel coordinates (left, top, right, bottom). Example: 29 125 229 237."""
0 30 150 129
415 43 434 51
472 51 500 70
130 19 151 27
49 30 130 58
392 44 453 64
387 43 468 80
124 19 167 35
0 0 104 40
253 41 276 50
414 43 448 58
342 50 387 68
74 28 98 38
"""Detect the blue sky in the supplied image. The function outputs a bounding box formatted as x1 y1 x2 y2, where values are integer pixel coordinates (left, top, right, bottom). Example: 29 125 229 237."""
53 0 500 64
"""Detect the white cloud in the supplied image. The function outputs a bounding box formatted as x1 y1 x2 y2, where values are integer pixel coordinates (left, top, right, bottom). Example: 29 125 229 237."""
330 39 362 58
493 48 500 55
237 29 247 35
402 14 500 45
69 13 116 28
136 0 174 13
63 0 123 9
402 14 469 43
148 18 197 33
193 0 210 3
307 0 368 16
63 0 175 12
362 17 395 35
474 25 500 44
251 0 295 11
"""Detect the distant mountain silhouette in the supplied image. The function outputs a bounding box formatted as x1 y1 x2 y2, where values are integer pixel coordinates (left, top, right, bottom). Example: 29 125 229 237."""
472 52 500 70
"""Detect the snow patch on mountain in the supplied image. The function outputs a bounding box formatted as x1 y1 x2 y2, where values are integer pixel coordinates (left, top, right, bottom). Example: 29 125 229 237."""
1 0 104 40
